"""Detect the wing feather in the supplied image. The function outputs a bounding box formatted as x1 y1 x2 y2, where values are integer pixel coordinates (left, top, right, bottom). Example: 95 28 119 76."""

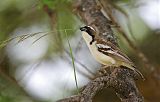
95 38 135 66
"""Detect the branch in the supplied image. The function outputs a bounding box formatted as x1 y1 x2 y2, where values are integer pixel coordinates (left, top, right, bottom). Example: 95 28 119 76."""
57 67 143 102
57 0 144 101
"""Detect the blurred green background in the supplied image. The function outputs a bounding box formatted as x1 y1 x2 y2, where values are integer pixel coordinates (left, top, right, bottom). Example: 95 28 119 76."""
0 0 160 102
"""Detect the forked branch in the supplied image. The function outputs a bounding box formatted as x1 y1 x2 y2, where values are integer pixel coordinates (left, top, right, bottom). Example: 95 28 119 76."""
57 0 144 101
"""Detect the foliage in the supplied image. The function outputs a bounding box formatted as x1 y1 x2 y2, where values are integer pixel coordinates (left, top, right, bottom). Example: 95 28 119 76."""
41 0 73 10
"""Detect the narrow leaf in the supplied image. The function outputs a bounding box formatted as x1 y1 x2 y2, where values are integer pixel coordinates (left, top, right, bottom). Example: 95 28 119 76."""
65 29 79 93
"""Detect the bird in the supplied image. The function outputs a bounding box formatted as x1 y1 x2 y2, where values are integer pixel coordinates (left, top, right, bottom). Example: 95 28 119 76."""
80 25 144 79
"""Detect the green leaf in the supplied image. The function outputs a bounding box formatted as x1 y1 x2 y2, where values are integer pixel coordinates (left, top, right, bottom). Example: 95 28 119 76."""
57 6 77 39
65 29 79 94
41 0 73 9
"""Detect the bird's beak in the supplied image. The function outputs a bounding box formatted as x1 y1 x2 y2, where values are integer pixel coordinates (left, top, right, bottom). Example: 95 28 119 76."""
80 27 86 31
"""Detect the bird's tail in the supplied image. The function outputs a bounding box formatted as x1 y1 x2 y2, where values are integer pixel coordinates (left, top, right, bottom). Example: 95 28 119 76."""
134 68 145 80
131 65 145 80
124 63 145 80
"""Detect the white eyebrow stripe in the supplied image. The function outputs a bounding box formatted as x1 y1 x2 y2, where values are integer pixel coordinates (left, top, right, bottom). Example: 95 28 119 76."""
96 44 111 49
87 26 95 31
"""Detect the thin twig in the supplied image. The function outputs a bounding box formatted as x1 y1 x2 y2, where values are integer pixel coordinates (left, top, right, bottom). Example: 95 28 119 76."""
65 49 95 76
63 52 94 80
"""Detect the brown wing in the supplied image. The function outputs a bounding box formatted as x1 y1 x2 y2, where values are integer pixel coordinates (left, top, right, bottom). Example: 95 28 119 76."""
96 38 135 66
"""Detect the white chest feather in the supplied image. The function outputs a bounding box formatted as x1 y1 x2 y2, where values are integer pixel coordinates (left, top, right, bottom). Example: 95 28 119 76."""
82 32 116 65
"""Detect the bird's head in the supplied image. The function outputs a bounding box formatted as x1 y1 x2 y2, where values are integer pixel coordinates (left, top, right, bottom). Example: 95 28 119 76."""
80 26 96 45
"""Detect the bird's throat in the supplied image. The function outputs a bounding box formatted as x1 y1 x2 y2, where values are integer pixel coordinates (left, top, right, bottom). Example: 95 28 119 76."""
82 31 94 45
